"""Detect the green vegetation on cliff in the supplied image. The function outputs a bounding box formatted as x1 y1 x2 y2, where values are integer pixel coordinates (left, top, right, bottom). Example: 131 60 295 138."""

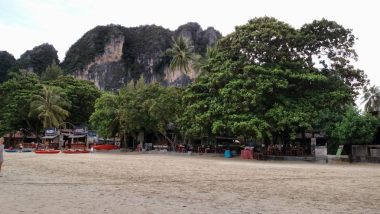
61 23 222 87
0 51 16 83
15 43 59 76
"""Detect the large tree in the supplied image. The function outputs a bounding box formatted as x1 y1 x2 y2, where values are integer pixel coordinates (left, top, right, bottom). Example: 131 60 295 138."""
181 17 361 144
29 85 71 128
109 77 183 145
47 76 101 125
0 72 41 136
89 92 120 139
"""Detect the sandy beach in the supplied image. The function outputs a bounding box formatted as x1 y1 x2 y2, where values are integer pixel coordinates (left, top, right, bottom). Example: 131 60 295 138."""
0 152 379 214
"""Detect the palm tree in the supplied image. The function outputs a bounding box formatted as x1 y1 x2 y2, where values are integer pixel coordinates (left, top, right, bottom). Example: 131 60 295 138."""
29 85 71 128
166 36 195 73
192 46 217 74
361 85 380 113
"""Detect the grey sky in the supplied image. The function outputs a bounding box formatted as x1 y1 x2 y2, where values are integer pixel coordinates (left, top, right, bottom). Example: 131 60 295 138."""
0 0 378 93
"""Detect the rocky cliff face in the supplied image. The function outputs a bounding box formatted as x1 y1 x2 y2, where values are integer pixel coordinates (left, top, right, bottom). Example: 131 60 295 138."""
62 23 222 90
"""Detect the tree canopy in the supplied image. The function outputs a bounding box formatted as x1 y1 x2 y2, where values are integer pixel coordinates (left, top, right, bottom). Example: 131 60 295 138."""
29 85 71 128
89 92 120 138
47 76 101 125
331 107 378 145
0 72 41 136
181 17 362 144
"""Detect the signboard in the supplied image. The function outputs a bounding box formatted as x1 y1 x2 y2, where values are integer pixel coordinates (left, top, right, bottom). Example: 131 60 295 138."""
336 145 344 158
45 128 56 135
74 128 86 134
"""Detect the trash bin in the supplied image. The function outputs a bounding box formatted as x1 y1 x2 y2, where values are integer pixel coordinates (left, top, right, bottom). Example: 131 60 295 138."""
224 150 232 158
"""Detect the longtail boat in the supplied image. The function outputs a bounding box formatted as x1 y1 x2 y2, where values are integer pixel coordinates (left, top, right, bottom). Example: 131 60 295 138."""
34 150 60 154
62 150 90 154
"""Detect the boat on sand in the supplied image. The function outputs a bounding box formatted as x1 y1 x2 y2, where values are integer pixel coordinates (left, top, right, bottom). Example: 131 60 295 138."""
93 144 120 151
62 150 89 154
34 150 60 154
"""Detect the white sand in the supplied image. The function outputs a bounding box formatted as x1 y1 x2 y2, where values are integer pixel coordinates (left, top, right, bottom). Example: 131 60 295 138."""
0 152 379 214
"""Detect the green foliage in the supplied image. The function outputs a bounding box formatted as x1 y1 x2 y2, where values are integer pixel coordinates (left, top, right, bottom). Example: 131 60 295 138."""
62 25 125 73
15 43 59 76
89 92 120 138
0 71 100 134
180 17 362 144
47 76 101 125
0 51 16 83
300 19 367 93
41 63 64 81
122 25 173 79
29 85 71 128
174 23 222 55
0 72 42 136
166 36 195 73
89 76 182 140
331 107 378 145
62 23 221 85
118 77 182 138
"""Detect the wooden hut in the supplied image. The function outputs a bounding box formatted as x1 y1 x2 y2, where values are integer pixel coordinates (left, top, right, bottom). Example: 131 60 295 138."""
41 128 59 149
61 127 88 150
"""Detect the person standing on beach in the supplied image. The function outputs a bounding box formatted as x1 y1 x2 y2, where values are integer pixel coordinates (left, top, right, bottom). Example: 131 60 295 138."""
0 137 4 177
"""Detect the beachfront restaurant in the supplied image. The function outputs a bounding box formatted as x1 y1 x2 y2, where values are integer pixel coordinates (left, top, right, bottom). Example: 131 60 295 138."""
2 131 37 149
61 127 88 149
258 131 327 161
41 128 59 149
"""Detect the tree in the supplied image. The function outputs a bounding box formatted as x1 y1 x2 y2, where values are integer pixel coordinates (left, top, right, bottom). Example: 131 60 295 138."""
89 92 120 139
300 19 368 94
29 85 71 128
166 36 195 73
331 106 378 145
147 85 182 144
0 72 41 136
47 76 101 125
108 76 184 147
361 85 380 113
192 46 217 74
40 63 63 81
180 17 361 144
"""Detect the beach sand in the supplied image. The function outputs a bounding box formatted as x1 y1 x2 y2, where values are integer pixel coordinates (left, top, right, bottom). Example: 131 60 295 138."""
0 152 379 214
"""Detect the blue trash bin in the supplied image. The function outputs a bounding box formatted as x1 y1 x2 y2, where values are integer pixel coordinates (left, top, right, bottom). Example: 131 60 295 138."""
224 150 232 158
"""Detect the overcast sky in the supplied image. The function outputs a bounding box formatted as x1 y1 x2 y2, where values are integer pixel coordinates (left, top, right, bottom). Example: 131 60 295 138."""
0 0 379 91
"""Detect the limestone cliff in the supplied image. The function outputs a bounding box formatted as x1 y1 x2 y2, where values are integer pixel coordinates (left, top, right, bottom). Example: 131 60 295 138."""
16 43 59 75
62 23 222 90
0 51 16 83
